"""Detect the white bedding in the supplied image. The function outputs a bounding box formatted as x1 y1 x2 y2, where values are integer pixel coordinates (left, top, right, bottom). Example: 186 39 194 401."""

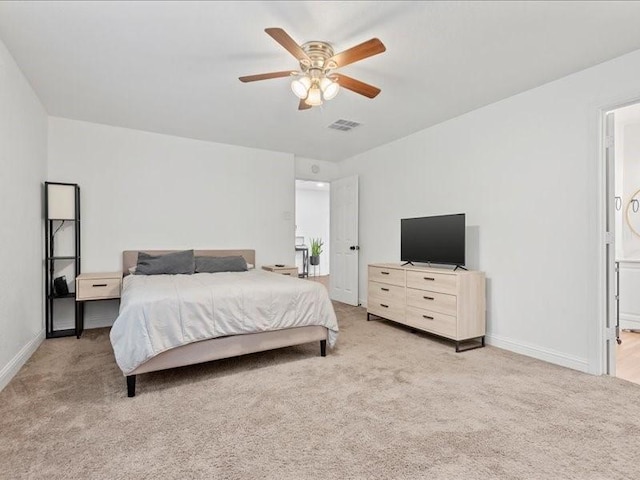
109 270 339 374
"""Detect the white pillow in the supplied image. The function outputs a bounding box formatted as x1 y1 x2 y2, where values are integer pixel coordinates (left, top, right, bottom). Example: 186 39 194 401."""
247 263 255 270
128 266 137 274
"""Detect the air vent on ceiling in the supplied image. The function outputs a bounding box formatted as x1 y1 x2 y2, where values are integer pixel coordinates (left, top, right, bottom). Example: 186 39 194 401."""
328 119 361 132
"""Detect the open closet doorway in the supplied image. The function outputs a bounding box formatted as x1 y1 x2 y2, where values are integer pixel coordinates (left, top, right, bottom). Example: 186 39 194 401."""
295 180 330 289
606 101 640 385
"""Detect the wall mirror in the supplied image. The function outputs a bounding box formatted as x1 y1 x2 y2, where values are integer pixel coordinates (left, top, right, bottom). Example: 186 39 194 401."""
626 188 640 237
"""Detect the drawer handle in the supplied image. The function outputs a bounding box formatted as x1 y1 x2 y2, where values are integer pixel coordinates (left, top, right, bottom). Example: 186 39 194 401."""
92 283 108 287
380 303 389 308
422 315 434 320
381 287 389 292
423 296 434 301
283 273 291 276
423 277 435 281
381 271 390 275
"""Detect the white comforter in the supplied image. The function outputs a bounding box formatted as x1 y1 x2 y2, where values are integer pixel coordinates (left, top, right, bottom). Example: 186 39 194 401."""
109 270 339 374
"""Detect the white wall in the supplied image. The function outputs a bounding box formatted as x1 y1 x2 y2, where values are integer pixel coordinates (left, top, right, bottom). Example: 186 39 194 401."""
295 156 341 182
295 183 330 275
340 48 640 375
0 39 47 390
48 117 295 328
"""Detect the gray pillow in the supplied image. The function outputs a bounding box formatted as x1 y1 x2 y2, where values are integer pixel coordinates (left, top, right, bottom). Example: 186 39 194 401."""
135 250 195 275
195 255 248 273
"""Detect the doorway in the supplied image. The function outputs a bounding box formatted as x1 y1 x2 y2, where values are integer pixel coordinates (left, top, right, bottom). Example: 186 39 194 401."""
295 180 330 286
605 101 640 384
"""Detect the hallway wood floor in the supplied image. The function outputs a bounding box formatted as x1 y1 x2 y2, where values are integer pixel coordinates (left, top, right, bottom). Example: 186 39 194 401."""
306 274 329 289
616 330 640 385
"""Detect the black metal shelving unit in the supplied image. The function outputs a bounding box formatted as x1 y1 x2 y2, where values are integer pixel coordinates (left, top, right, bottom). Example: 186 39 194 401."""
44 182 81 339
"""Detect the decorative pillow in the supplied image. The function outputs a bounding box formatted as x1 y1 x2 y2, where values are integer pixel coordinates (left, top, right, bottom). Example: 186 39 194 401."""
195 255 248 273
135 250 195 275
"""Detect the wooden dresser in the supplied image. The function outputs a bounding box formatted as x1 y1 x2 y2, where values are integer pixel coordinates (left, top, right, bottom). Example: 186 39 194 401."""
367 263 486 351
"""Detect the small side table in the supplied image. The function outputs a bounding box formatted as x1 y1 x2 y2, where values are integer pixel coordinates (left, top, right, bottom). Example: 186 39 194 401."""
262 265 299 277
75 272 123 338
295 246 309 278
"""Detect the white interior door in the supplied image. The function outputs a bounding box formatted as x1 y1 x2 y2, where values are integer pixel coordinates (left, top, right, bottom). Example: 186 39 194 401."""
605 111 618 375
330 175 359 305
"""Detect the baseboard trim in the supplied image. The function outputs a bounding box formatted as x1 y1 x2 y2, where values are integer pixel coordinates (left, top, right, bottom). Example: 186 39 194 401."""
0 328 45 392
620 313 640 330
485 333 590 373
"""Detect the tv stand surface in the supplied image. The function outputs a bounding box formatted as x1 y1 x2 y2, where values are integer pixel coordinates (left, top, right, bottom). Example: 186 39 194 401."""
367 263 485 351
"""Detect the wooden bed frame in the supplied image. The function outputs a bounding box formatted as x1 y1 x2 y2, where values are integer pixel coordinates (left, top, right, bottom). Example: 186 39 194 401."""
120 250 328 397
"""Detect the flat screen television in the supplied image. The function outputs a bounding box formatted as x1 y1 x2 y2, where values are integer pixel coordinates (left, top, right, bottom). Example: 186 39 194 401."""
401 214 465 266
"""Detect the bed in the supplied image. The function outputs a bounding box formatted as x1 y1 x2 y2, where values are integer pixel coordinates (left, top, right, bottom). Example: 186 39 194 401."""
110 249 338 397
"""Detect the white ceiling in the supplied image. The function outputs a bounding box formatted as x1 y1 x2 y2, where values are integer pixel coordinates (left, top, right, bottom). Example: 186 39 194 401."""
2 1 640 162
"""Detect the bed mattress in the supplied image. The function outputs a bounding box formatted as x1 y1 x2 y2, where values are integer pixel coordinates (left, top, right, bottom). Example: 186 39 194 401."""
109 270 339 374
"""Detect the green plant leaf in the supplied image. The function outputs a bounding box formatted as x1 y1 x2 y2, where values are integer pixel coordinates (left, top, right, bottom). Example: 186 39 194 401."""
310 237 324 256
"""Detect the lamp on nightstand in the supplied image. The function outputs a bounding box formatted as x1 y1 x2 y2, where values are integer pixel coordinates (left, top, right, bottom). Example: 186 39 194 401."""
47 183 77 220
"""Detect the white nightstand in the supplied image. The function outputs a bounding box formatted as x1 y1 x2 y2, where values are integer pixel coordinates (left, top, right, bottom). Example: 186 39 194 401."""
262 265 299 277
75 272 123 337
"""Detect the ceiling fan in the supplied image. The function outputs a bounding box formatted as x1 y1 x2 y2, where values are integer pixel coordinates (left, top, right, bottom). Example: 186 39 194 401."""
239 28 386 110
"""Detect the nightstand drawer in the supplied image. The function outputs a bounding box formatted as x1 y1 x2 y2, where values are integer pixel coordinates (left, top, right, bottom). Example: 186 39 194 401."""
277 268 298 277
262 265 298 277
76 277 121 300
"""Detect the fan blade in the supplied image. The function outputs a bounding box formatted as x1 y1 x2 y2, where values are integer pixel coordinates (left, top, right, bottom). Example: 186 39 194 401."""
239 71 294 82
328 38 385 68
265 28 310 62
299 99 312 111
333 74 381 98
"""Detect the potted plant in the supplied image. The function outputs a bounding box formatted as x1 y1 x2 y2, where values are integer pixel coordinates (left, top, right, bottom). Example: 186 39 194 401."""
309 238 324 266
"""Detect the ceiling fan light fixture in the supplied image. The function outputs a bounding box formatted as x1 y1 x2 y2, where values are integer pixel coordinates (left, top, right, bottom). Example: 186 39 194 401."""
320 77 340 100
291 76 311 99
240 28 385 110
305 86 323 106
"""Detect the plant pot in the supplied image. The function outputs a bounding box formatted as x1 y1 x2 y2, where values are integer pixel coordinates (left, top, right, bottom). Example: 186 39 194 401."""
310 255 320 266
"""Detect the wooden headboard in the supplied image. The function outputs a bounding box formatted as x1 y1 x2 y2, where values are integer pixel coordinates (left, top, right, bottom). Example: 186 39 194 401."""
122 249 256 275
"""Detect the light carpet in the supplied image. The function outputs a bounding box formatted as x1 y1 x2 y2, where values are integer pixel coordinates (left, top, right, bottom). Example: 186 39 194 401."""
2 302 640 479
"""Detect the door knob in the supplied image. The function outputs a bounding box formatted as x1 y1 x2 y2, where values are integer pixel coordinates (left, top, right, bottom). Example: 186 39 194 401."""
349 245 360 251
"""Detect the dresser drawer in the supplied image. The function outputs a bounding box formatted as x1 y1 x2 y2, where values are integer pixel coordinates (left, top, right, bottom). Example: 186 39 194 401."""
406 287 457 316
406 270 457 294
76 277 121 300
369 266 404 286
368 281 404 305
405 307 457 338
368 293 405 322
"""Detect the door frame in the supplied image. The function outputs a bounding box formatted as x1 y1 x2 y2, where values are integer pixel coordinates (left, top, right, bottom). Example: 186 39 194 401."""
597 96 640 376
294 174 360 305
329 175 359 305
293 178 332 277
